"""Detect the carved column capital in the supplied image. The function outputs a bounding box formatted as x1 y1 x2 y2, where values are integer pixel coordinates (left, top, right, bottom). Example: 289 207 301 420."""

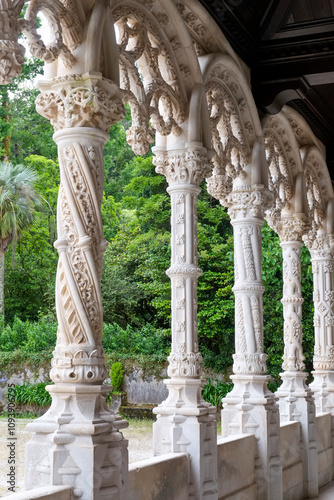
206 172 232 202
153 145 213 381
36 73 125 133
268 216 310 243
304 231 334 259
153 145 213 187
225 185 274 221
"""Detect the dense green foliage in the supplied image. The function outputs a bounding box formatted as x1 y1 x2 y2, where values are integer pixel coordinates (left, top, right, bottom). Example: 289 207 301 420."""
202 379 233 409
7 382 52 408
110 362 125 393
0 61 316 393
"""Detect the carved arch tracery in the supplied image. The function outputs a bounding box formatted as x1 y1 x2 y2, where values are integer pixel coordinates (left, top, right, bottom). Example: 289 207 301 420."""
302 147 331 237
262 114 300 223
111 0 204 155
199 54 262 203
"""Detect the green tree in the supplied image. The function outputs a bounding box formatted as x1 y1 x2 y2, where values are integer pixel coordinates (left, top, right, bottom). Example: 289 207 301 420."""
4 155 59 322
0 162 38 320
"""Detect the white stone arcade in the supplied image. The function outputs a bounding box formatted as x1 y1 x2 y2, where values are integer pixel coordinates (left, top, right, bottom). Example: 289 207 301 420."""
1 1 334 499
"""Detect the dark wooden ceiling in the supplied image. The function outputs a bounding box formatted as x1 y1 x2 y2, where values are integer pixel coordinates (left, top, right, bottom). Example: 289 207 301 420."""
199 0 334 175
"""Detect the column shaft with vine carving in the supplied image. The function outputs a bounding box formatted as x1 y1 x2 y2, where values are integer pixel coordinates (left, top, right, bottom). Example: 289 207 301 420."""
220 184 282 500
306 234 334 414
25 74 128 500
153 144 218 500
228 186 271 376
281 241 305 371
270 218 317 498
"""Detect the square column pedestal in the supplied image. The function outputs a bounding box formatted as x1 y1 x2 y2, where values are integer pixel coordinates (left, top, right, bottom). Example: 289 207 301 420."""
221 375 282 500
25 384 128 500
154 378 217 500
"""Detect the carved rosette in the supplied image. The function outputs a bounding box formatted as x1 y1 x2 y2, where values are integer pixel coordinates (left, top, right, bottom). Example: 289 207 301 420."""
304 233 334 370
154 146 212 379
35 74 124 384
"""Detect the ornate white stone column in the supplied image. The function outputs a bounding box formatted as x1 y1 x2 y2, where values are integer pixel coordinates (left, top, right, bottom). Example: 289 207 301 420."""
270 217 317 499
220 183 282 500
24 73 128 500
153 144 218 500
304 231 334 414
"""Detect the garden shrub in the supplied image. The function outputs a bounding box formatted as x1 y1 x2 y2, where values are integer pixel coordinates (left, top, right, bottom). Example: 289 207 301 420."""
202 379 233 408
7 382 52 407
110 362 125 392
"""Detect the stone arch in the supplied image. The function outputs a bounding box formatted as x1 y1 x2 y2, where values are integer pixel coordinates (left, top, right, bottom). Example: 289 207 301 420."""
180 0 244 66
302 146 332 234
282 106 333 233
262 113 304 224
110 0 204 155
199 53 263 202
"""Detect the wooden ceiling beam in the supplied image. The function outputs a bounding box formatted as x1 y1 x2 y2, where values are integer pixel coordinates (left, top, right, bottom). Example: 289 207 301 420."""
253 52 334 83
260 0 297 40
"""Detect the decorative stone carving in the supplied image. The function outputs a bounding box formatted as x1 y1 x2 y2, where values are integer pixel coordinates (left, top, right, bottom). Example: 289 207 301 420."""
153 144 217 499
269 217 309 243
154 148 213 186
25 72 129 500
219 184 273 376
0 0 25 83
267 217 309 374
34 73 124 386
0 0 82 83
280 242 305 372
225 185 273 221
36 74 125 133
304 233 334 373
206 107 282 496
111 3 188 155
153 145 212 379
26 385 128 500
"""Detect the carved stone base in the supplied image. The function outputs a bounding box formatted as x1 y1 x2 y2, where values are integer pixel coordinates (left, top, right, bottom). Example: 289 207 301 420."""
276 372 318 498
25 384 128 500
310 370 334 414
221 374 282 500
153 378 218 500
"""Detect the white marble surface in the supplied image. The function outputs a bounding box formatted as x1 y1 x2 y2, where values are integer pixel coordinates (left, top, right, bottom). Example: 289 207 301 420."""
319 481 334 499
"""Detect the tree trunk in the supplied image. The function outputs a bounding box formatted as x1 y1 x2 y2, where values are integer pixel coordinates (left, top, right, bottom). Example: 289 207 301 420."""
0 250 5 324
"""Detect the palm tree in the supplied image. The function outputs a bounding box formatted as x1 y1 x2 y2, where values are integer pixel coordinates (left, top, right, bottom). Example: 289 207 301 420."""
0 162 38 320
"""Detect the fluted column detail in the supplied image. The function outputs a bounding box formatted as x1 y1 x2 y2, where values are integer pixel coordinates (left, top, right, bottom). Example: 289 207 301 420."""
25 73 128 500
153 144 218 500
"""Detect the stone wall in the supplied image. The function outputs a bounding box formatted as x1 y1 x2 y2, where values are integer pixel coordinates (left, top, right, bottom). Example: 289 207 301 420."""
281 421 304 500
0 362 225 408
